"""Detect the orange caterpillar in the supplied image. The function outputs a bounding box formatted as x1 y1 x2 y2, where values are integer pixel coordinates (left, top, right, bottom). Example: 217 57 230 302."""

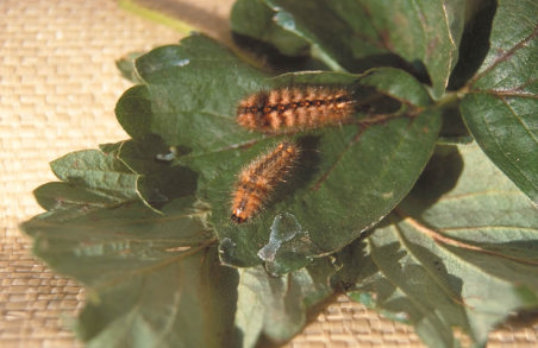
231 141 299 223
236 86 355 132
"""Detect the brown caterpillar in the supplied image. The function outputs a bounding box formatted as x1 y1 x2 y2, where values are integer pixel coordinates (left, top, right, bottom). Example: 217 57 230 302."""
231 141 299 223
236 86 355 132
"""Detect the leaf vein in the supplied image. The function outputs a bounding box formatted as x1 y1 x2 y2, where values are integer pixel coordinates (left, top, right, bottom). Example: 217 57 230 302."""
470 24 538 86
498 95 538 143
396 212 538 266
395 221 467 307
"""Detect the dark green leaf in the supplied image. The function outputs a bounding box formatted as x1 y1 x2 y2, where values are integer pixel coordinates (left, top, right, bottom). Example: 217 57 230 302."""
116 135 198 210
231 0 310 57
347 144 538 347
115 85 153 139
131 35 268 152
460 0 538 202
231 0 467 98
447 0 497 90
437 105 473 145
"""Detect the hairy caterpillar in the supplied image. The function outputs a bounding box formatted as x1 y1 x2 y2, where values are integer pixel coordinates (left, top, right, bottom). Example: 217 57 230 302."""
231 141 299 223
236 86 355 132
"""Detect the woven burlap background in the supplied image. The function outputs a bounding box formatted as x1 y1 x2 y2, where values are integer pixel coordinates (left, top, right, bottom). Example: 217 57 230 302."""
1 1 537 347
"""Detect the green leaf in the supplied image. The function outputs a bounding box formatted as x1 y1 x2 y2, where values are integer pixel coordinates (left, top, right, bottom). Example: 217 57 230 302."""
29 147 146 226
231 0 467 98
50 149 139 203
116 34 441 270
347 144 538 347
22 179 230 347
76 246 239 348
48 140 198 214
22 138 232 347
33 182 125 212
235 259 337 347
99 142 123 155
460 0 538 202
22 195 214 286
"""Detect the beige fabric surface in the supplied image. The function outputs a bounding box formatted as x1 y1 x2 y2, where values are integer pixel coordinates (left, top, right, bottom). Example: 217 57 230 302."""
0 1 537 347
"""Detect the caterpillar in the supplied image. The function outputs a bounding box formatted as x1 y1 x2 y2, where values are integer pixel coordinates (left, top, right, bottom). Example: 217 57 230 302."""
231 141 299 223
236 86 355 132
